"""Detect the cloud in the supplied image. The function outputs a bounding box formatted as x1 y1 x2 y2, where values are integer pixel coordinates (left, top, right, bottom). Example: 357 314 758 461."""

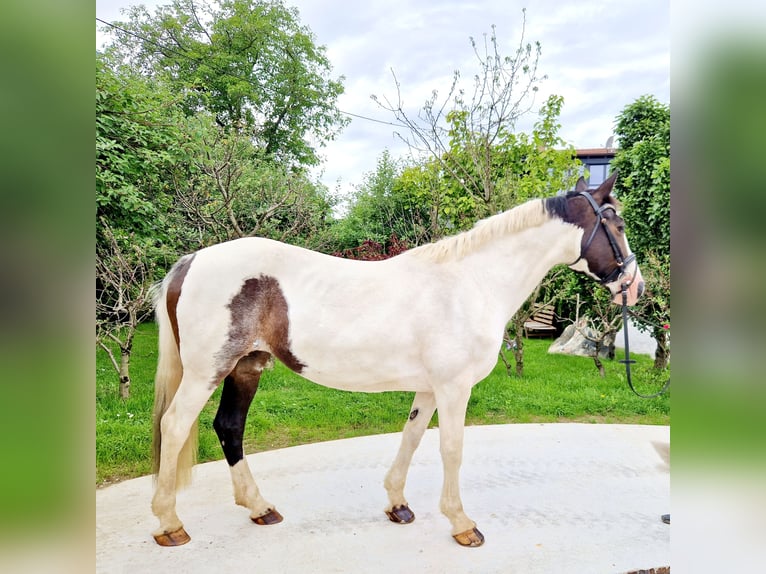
97 0 669 197
288 0 669 196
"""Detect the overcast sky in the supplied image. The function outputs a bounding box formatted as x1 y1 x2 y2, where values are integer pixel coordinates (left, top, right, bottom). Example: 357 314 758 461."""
97 0 670 199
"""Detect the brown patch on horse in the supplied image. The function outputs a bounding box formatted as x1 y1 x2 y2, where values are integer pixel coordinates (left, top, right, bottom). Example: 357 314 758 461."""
219 275 306 375
214 351 270 466
568 195 625 277
166 253 196 348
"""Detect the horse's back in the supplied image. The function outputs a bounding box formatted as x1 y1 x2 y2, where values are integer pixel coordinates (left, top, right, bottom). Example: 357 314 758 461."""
169 237 498 392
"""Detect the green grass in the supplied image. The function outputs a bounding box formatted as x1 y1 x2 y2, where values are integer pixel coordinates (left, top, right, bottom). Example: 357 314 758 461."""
96 323 669 486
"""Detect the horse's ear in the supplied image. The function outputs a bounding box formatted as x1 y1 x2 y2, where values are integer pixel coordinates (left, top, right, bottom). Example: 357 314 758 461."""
575 176 588 192
591 170 618 203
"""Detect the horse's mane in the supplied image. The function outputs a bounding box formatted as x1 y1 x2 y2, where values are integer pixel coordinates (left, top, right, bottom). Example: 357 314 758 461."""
406 198 552 263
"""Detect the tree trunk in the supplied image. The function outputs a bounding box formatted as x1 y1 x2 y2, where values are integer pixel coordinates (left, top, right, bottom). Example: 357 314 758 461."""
653 328 670 370
119 348 131 399
593 356 605 377
118 327 135 399
512 317 524 377
499 351 511 376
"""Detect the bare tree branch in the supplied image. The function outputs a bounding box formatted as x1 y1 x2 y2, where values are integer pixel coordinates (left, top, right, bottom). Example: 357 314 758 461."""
96 219 156 397
372 12 546 209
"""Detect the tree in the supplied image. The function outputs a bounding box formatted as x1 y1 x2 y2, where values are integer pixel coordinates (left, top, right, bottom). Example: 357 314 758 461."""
373 14 577 219
611 95 670 369
102 0 348 166
374 15 544 198
327 151 434 252
96 222 158 399
96 53 185 245
170 113 335 249
97 53 185 397
96 2 347 395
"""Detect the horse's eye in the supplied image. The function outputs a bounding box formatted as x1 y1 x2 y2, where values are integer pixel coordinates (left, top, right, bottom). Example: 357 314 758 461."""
617 224 625 234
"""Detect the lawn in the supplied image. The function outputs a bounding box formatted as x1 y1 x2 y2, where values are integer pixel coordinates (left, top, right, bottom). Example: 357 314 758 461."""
96 322 669 486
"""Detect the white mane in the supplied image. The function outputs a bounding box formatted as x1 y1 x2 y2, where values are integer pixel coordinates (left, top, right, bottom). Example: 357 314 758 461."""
406 199 551 263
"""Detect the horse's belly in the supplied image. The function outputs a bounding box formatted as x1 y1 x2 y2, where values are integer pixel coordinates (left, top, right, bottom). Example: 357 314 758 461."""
296 359 433 393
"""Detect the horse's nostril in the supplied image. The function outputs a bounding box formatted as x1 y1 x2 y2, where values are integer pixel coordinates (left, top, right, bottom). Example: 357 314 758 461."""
637 281 645 298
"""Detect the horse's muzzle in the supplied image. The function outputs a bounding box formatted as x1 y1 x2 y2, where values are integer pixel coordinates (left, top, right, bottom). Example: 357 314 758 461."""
612 267 644 306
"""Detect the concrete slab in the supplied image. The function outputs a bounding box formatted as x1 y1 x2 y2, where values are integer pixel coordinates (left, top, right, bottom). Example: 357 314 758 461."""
96 423 669 574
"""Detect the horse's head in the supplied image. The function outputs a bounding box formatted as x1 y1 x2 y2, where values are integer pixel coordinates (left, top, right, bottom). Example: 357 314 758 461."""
565 171 644 306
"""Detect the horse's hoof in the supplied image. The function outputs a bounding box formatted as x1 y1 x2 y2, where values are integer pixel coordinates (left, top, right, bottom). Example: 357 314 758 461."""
453 527 485 547
385 504 415 524
251 508 283 525
153 526 191 547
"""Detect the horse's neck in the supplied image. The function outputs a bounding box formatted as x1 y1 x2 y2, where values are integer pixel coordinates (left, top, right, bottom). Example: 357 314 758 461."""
459 219 581 319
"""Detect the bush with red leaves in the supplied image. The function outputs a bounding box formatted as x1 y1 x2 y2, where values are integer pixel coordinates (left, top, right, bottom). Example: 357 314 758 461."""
332 235 410 261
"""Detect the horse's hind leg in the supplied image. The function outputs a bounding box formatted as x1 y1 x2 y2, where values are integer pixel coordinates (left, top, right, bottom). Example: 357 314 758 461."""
213 351 283 525
383 391 436 524
152 375 218 545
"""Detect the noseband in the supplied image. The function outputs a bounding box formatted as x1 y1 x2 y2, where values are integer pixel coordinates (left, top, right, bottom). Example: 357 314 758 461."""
570 191 636 286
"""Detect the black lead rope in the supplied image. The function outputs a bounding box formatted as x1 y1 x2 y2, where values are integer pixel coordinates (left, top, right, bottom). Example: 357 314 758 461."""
620 284 671 398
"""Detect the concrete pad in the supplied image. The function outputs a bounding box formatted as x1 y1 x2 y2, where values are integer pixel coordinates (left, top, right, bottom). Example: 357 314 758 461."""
96 423 669 573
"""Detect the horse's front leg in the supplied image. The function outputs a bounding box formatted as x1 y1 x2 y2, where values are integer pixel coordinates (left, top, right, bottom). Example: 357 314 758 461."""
435 387 485 547
383 391 436 523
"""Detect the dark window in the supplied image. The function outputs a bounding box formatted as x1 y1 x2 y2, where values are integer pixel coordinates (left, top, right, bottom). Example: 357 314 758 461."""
587 163 608 187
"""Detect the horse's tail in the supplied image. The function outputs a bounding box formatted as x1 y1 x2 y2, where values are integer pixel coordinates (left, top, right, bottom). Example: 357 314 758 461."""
151 258 198 489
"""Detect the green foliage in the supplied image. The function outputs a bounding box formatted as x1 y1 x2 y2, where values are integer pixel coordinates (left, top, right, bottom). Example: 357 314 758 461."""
611 95 671 365
613 94 670 151
96 323 668 485
539 266 608 323
96 53 188 367
492 95 579 207
439 96 578 228
96 53 186 254
103 0 348 166
326 151 434 251
338 95 580 250
612 95 670 260
169 113 335 250
370 17 577 237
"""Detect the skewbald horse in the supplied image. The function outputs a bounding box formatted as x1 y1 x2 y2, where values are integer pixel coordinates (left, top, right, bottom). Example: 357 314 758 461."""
150 172 643 548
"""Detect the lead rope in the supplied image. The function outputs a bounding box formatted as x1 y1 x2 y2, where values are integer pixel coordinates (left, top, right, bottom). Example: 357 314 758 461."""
620 284 671 398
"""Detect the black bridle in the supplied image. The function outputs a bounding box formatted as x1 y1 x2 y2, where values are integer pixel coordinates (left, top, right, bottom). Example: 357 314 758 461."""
571 191 636 286
573 191 669 398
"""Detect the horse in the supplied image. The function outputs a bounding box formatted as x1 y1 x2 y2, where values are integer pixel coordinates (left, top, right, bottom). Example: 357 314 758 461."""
149 171 643 548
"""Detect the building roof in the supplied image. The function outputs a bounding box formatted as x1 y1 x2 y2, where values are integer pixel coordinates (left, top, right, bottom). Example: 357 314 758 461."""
575 147 616 159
